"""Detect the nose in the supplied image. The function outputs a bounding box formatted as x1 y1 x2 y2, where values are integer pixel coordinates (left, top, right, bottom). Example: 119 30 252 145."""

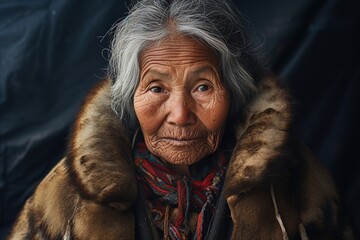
166 94 196 126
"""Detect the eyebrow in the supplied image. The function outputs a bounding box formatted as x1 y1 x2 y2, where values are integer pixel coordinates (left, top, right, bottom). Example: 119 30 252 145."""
192 65 214 74
141 65 217 82
143 69 170 79
189 65 217 77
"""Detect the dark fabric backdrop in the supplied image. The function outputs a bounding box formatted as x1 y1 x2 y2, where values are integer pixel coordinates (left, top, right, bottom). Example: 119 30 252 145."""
0 0 359 238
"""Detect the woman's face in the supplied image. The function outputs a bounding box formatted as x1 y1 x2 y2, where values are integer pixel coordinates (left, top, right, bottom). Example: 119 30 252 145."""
134 35 230 168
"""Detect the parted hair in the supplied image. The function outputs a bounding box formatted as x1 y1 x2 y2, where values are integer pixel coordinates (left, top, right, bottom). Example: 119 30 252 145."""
109 0 266 132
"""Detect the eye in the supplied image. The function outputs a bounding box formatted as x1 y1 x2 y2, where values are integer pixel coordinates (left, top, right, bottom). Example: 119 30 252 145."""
196 84 210 92
149 86 163 93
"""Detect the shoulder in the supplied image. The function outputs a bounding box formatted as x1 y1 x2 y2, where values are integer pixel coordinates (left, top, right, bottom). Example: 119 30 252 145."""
8 79 138 239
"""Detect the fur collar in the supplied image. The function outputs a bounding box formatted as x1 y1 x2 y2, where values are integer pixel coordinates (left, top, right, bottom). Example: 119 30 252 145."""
223 76 294 198
66 76 293 209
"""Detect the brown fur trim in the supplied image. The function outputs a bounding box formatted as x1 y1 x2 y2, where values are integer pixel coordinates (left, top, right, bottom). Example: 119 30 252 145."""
7 159 77 239
224 76 294 197
66 79 137 209
8 146 137 239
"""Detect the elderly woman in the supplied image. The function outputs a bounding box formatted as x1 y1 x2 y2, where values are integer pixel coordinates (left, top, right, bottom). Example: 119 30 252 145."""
8 0 353 239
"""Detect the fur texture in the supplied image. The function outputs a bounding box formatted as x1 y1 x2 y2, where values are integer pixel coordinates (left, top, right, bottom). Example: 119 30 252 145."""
7 77 353 239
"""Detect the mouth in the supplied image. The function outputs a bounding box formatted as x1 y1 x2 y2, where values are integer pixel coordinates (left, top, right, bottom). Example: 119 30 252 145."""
161 137 202 146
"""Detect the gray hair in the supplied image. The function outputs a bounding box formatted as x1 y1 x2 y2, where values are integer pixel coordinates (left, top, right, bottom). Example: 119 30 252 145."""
109 0 265 132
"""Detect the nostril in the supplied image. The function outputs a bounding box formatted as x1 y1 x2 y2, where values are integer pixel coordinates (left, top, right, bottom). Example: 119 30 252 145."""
166 101 196 126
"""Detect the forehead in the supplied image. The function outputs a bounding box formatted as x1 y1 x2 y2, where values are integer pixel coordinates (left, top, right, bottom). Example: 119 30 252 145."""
140 35 219 68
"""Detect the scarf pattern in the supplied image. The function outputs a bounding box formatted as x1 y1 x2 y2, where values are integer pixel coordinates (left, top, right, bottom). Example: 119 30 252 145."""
133 139 227 240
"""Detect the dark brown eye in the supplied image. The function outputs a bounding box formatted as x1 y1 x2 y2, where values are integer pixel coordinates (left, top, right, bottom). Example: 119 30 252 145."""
197 85 209 92
150 86 163 93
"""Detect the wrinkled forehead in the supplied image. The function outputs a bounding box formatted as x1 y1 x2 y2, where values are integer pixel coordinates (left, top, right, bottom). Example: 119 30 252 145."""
139 35 219 69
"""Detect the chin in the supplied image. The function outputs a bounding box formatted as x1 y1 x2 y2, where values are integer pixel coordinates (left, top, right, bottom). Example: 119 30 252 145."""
154 146 214 166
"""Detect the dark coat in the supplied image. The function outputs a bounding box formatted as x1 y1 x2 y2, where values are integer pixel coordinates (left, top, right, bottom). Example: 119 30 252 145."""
7 77 353 239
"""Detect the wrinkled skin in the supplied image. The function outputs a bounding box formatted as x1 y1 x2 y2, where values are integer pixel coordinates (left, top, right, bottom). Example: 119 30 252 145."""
134 35 230 175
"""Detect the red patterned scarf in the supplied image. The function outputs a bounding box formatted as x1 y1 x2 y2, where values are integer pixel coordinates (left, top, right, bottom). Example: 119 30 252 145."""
133 137 227 240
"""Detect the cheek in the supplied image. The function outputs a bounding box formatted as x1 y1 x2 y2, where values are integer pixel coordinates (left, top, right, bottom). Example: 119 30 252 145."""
198 91 230 134
134 93 165 135
134 92 167 138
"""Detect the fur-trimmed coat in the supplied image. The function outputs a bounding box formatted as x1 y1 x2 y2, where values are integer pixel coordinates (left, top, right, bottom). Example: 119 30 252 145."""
8 76 354 239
